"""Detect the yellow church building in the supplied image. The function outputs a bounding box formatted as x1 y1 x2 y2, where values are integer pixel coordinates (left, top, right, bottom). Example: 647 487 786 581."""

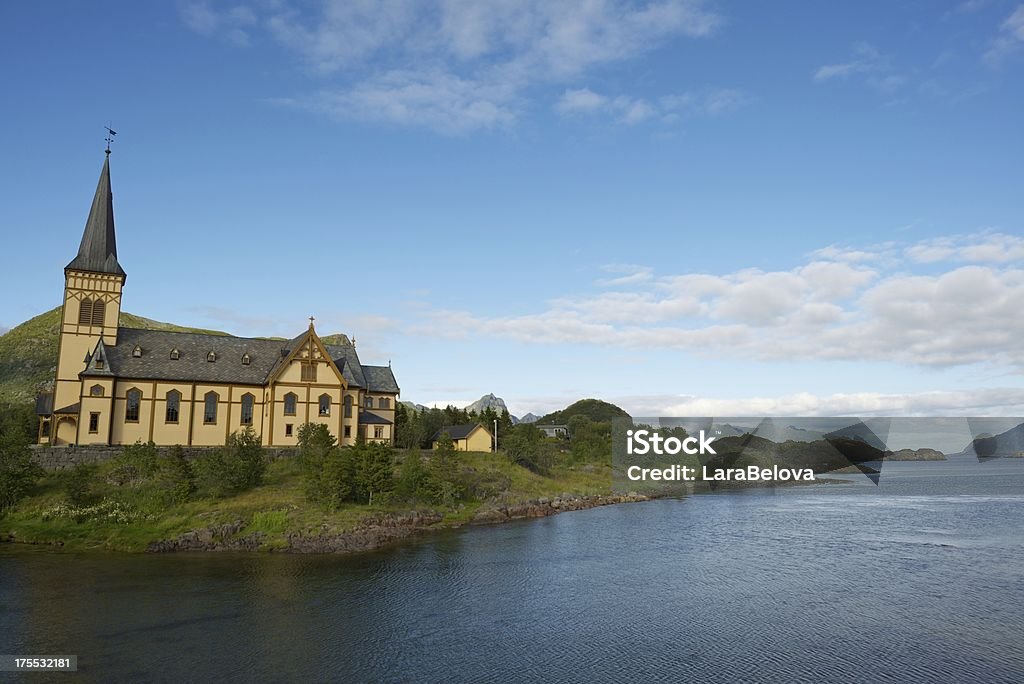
36 152 399 448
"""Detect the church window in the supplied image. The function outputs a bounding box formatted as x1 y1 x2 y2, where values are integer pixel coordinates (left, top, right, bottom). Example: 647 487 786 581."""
374 426 384 439
284 392 297 416
319 394 331 417
344 395 353 418
126 388 141 422
94 358 104 370
241 353 251 366
379 397 390 409
78 298 93 325
207 351 217 363
204 392 218 424
170 349 180 360
285 424 293 437
344 425 351 438
132 345 142 358
166 390 180 423
89 412 99 433
365 395 373 408
241 393 255 425
90 384 104 397
301 363 317 382
91 299 106 326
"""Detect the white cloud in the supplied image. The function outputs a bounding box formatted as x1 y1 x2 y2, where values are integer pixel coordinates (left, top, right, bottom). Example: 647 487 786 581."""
408 231 1024 369
814 42 884 82
287 71 518 134
555 88 609 114
555 87 750 124
182 0 725 133
180 2 256 46
905 232 1024 264
985 4 1024 65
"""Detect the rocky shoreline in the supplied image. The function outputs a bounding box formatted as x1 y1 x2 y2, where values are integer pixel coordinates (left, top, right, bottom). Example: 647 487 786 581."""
143 493 651 555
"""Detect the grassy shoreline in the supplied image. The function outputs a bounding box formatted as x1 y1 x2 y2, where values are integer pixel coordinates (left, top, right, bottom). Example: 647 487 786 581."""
1 452 620 553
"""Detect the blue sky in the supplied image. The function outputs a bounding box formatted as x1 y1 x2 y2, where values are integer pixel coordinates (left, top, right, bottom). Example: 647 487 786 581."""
2 1 1023 417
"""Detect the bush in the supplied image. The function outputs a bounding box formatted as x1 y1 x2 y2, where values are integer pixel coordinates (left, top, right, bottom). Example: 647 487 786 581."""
0 431 43 514
299 423 395 508
61 463 100 506
194 428 266 498
394 451 432 503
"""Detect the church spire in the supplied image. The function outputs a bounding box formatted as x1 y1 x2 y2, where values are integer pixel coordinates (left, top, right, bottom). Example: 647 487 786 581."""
65 154 126 277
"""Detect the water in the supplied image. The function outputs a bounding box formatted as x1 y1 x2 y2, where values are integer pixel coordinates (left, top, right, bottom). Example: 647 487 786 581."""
2 459 1023 683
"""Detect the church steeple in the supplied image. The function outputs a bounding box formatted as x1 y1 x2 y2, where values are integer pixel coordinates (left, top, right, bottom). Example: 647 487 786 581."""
65 154 126 278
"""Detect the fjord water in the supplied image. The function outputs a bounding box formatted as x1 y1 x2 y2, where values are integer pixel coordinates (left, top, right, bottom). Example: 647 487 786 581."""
2 459 1023 683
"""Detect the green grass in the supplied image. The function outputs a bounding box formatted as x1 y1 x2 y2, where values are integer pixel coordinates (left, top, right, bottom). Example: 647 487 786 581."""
1 451 614 553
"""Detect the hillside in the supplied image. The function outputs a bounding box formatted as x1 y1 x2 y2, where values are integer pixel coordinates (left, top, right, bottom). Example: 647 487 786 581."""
0 307 229 405
538 398 630 424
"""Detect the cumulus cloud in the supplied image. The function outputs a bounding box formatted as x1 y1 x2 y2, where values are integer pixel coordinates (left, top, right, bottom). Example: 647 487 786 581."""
906 232 1024 264
408 231 1024 369
181 0 725 133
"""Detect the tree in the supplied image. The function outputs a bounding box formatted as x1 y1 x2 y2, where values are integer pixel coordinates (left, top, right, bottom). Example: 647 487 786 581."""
0 430 42 513
395 450 431 502
427 432 465 506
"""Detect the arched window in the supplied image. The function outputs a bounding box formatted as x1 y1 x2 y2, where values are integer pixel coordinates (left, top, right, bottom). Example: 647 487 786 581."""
365 395 373 408
241 393 255 425
344 395 353 418
170 348 180 360
90 384 104 397
283 392 297 416
166 390 180 423
78 298 93 325
132 345 142 358
241 353 251 366
125 388 142 422
204 392 218 424
378 397 390 409
319 394 331 417
207 351 217 363
91 299 105 326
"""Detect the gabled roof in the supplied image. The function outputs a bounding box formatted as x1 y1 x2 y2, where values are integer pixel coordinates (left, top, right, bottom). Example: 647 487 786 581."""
94 328 290 384
432 424 489 441
363 365 400 393
81 338 115 377
66 155 125 277
72 327 398 389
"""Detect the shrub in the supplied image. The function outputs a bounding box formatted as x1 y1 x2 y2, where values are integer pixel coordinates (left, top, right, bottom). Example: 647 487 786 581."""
0 431 43 514
61 463 100 506
194 428 266 498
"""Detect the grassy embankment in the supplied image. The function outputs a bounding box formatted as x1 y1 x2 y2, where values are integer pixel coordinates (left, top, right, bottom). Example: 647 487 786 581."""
2 452 612 552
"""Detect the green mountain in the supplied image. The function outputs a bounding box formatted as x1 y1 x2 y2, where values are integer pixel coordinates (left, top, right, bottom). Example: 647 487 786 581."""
538 398 630 424
0 307 229 405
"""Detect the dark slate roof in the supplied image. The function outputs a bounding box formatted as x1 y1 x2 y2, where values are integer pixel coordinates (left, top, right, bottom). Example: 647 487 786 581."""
55 402 81 415
326 343 366 388
66 155 126 277
363 365 400 393
77 327 399 390
432 424 487 441
97 328 291 384
81 339 115 377
359 411 392 425
36 393 54 416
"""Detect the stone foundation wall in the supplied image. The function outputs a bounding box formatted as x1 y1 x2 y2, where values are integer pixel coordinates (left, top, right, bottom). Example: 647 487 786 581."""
30 445 299 471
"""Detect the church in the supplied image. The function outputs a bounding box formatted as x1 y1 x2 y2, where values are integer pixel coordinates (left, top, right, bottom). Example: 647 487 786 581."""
36 152 399 448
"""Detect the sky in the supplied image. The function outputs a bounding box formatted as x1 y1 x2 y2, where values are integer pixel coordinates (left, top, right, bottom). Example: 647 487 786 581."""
1 0 1023 418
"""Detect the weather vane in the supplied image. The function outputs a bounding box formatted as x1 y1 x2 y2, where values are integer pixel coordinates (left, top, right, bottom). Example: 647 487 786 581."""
104 125 117 155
